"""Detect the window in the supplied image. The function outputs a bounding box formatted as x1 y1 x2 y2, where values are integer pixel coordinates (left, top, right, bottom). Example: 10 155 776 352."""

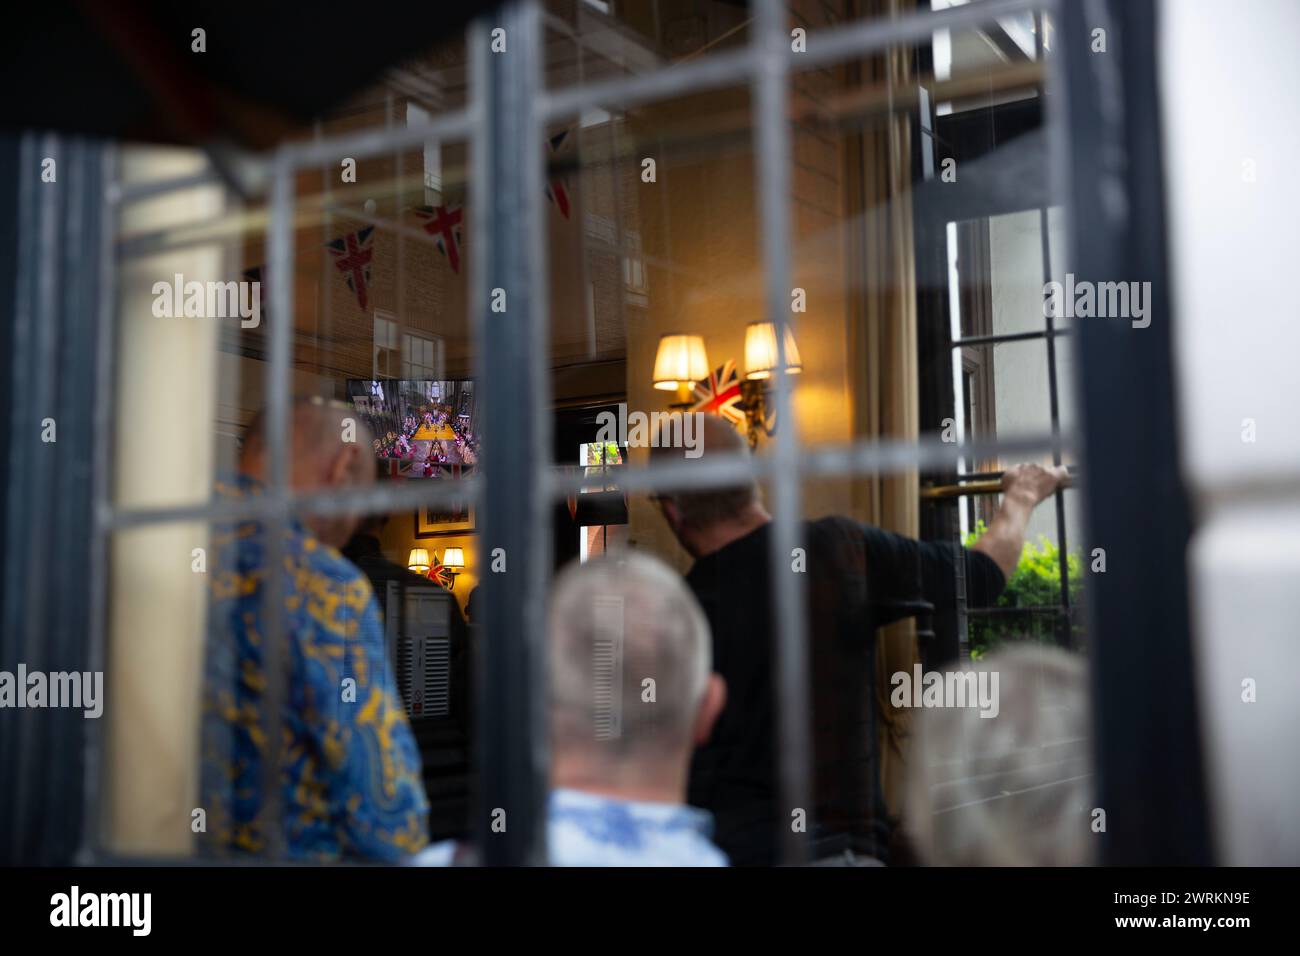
907 5 1085 660
49 0 1198 868
407 102 444 200
621 230 647 301
402 332 444 380
939 204 1081 655
577 441 627 562
374 312 400 379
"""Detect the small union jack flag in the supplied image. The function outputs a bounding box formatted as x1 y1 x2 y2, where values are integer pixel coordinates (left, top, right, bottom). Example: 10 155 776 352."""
691 359 745 426
326 227 375 310
426 557 453 589
545 129 572 220
415 204 464 274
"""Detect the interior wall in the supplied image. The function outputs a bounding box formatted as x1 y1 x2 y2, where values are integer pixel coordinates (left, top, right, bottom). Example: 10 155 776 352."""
623 61 861 569
378 516 477 616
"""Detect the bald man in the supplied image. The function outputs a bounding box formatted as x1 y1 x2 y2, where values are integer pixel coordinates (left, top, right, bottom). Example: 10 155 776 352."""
650 414 1065 864
199 398 429 861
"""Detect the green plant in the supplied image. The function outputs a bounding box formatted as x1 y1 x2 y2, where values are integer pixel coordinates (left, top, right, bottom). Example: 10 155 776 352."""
962 520 1084 658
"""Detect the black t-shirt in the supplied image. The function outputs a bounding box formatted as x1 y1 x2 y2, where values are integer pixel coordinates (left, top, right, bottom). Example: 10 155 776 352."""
684 516 1006 865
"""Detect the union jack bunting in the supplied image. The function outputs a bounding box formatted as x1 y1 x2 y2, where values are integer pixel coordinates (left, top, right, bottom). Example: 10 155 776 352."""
415 204 464 274
691 359 745 426
326 226 375 310
545 129 572 219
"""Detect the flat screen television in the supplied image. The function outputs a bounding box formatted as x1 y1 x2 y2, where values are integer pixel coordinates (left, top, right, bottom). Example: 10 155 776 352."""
346 379 478 480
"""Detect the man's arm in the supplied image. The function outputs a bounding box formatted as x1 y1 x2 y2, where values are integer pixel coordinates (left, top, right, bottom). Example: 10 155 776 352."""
970 463 1070 579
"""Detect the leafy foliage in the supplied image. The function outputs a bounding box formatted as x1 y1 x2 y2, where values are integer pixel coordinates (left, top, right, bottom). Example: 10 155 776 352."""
962 520 1084 658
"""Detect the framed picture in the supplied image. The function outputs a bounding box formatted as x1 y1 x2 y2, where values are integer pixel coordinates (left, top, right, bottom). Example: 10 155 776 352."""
415 502 475 537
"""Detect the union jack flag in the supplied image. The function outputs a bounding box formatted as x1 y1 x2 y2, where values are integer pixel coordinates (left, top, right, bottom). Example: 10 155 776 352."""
691 359 745 426
326 226 375 310
415 204 464 274
545 129 571 220
426 557 453 589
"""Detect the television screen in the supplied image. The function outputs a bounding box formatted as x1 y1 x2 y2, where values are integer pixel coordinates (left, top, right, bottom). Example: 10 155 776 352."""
346 379 478 479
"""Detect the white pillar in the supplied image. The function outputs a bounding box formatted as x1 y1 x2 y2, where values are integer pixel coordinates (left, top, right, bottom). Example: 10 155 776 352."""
102 148 224 856
1161 0 1300 865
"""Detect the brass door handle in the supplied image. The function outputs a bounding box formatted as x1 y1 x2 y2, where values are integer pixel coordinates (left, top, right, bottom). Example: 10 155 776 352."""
920 473 1075 500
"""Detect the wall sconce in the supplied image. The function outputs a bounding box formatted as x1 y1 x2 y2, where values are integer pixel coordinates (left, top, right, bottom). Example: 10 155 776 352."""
407 548 432 574
440 547 465 590
739 321 802 447
652 333 709 408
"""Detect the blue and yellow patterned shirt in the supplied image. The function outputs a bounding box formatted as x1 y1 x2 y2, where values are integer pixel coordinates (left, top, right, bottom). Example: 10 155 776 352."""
199 475 429 862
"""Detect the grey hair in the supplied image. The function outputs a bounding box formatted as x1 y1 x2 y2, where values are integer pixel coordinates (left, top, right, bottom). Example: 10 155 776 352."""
548 552 712 760
904 644 1094 866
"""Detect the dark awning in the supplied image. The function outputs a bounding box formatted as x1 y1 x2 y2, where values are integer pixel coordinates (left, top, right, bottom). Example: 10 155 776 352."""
1 1 502 150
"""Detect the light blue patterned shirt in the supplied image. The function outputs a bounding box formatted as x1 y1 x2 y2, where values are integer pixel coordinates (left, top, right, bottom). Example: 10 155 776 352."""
546 789 728 866
412 788 728 866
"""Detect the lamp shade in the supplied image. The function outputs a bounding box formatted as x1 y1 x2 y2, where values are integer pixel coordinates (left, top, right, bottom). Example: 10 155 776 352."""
441 547 465 570
744 321 803 380
652 334 709 390
407 548 432 573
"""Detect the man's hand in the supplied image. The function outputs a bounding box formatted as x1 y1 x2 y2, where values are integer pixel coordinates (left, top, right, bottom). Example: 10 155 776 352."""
1000 462 1070 507
970 463 1070 579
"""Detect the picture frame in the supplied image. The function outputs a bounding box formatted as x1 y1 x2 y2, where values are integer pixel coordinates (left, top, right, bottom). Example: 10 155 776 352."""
415 502 475 537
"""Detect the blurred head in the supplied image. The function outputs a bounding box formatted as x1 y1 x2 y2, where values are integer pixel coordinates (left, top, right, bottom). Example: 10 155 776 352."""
548 552 726 799
240 398 375 548
351 513 388 538
904 644 1094 866
647 413 766 558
